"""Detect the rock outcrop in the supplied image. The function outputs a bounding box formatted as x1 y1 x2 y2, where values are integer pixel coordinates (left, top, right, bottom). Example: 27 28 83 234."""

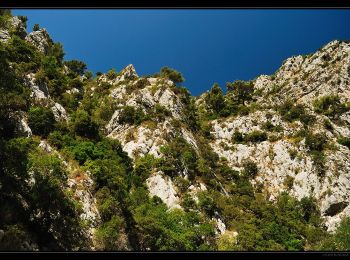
24 73 50 100
146 171 181 209
208 40 350 232
25 28 52 54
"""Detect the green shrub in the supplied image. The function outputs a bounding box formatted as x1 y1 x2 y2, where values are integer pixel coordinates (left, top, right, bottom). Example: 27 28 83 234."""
131 154 158 186
238 105 250 116
28 106 55 137
33 23 40 31
226 80 254 105
41 55 60 79
311 151 326 177
118 106 146 125
337 137 350 149
313 95 349 118
205 83 225 116
159 137 198 179
242 160 258 178
299 113 316 126
268 134 280 142
284 176 294 190
288 149 298 160
71 141 95 164
118 106 135 124
71 109 99 139
0 10 12 28
64 60 87 77
134 78 149 89
95 215 126 250
159 66 184 84
174 176 190 193
198 192 217 217
245 130 267 143
278 100 312 125
46 42 65 66
106 68 118 80
305 132 327 152
320 217 350 250
181 194 197 211
323 119 333 131
153 104 171 121
6 36 40 65
232 131 244 144
263 121 284 132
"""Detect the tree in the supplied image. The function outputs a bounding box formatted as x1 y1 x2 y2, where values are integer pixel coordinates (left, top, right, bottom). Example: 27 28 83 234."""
106 68 118 80
41 56 59 79
28 106 56 137
71 109 99 139
64 60 87 77
226 80 254 105
205 83 225 115
33 23 40 31
159 66 184 84
47 42 65 66
242 160 258 178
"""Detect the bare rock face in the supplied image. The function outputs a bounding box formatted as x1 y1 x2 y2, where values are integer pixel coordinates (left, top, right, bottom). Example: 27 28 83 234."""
98 64 138 86
10 111 32 137
106 70 197 160
24 73 50 100
146 171 181 209
0 29 10 42
255 40 350 108
67 170 100 245
51 102 68 122
25 29 52 54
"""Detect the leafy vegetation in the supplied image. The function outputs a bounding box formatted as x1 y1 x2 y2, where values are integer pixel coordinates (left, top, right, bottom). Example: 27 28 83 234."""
313 95 349 118
231 130 267 144
226 80 254 105
278 99 315 126
159 66 184 84
337 137 350 149
28 106 56 137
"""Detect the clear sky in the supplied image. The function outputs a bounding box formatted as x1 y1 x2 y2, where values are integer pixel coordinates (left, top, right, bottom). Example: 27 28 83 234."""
12 9 350 96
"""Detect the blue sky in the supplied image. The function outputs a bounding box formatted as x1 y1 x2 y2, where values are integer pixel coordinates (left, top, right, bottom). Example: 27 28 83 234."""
12 9 350 96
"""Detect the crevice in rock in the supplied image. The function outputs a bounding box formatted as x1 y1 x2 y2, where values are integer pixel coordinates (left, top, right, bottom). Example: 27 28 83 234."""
324 201 348 216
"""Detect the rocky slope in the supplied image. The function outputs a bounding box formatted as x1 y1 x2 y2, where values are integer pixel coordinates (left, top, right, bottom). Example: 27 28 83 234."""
207 40 350 232
94 40 350 233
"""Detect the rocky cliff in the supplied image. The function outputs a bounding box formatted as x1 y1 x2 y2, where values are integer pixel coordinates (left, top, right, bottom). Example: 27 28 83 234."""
1 12 350 251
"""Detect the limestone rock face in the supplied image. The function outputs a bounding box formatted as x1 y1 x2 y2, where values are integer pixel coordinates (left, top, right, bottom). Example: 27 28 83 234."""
255 40 350 108
208 40 350 232
25 28 52 54
24 73 50 100
0 29 10 43
16 115 32 137
106 67 197 160
97 64 138 86
51 102 68 122
146 171 181 209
